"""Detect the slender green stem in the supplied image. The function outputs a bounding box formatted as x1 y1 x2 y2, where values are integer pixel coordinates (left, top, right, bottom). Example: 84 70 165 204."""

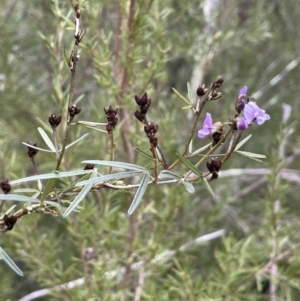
149 144 158 182
108 131 115 174
52 127 60 161
55 42 78 171
156 144 168 169
185 124 235 179
168 98 206 170
221 131 243 164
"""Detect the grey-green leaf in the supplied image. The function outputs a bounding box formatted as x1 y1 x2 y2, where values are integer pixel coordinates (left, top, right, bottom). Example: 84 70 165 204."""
172 87 190 105
235 150 267 159
203 177 215 198
38 127 56 152
76 170 143 187
176 154 202 176
187 82 194 105
128 172 150 215
0 247 23 276
0 194 40 203
235 134 252 151
181 181 195 193
191 143 212 156
22 142 55 153
158 170 181 180
82 160 145 171
134 147 153 161
10 170 92 186
65 134 89 150
63 171 98 217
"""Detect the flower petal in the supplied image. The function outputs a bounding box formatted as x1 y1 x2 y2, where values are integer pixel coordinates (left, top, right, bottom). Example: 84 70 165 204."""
239 86 247 97
237 117 248 130
198 113 213 138
198 128 211 138
203 113 212 128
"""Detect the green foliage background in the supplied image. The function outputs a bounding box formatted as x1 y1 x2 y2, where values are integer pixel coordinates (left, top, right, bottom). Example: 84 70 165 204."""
1 0 300 300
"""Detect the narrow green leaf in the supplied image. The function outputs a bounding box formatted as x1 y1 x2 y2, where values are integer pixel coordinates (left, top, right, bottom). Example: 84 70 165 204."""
44 201 60 207
75 125 107 133
40 178 56 202
181 105 193 110
235 134 252 151
0 247 24 276
82 160 145 171
203 177 215 198
176 154 202 176
74 94 85 104
134 147 153 160
10 170 92 186
158 170 181 180
181 181 195 193
128 172 150 215
0 194 40 203
235 150 267 159
191 143 211 156
187 82 194 105
0 205 17 220
63 171 98 217
61 171 97 195
172 87 190 105
13 188 40 193
63 49 71 66
22 142 55 153
65 133 89 150
76 170 143 187
75 120 107 127
38 127 56 152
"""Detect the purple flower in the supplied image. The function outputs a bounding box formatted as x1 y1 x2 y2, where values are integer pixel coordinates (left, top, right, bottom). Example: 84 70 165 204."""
198 113 213 138
244 101 270 125
237 117 248 131
236 86 248 112
239 86 247 97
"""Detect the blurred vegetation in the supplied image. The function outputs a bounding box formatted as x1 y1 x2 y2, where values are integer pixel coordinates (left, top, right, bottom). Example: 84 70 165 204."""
1 0 300 300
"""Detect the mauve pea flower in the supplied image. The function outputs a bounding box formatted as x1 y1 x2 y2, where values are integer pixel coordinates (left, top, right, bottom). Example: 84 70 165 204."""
236 86 247 112
244 101 270 125
198 113 223 138
198 113 213 138
239 86 247 97
237 117 248 131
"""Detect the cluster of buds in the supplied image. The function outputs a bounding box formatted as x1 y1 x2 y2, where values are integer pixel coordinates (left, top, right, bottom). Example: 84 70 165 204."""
206 157 222 181
68 104 81 118
27 143 38 160
84 163 95 170
0 178 11 194
3 214 17 231
134 93 151 123
196 84 208 97
144 122 159 147
48 113 62 128
104 106 118 133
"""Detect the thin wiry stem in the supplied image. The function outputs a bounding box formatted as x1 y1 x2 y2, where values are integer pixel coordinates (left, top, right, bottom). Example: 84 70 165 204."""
56 5 81 170
108 131 115 174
